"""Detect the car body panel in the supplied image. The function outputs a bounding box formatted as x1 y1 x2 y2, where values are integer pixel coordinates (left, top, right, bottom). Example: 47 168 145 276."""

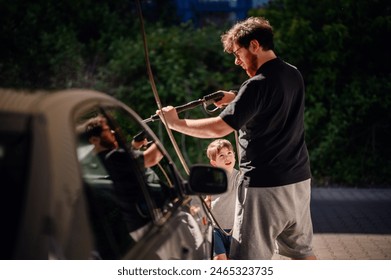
0 89 225 260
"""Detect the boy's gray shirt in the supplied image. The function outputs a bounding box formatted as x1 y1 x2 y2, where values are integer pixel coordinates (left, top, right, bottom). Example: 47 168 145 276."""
211 168 239 229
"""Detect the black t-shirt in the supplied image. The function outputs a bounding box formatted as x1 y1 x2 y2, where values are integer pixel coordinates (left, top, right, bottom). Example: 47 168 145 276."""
98 149 150 230
220 57 311 187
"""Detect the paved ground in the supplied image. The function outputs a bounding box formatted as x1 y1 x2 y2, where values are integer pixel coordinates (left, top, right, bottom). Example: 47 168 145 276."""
272 187 391 260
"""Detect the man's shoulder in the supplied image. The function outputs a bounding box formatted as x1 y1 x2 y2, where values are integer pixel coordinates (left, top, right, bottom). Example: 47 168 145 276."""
240 74 266 93
248 73 266 83
105 148 131 163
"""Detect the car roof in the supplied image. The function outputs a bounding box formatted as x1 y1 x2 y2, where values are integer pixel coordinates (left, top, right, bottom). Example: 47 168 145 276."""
0 89 45 113
0 89 120 115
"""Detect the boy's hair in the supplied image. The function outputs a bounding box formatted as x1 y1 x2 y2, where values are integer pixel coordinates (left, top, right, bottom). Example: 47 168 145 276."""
206 139 234 161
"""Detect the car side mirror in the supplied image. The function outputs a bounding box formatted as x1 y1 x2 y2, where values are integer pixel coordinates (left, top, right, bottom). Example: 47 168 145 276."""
187 164 227 195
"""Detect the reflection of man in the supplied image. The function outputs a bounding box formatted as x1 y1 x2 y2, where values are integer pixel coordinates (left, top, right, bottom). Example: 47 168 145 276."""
84 115 162 231
85 116 162 168
131 131 161 190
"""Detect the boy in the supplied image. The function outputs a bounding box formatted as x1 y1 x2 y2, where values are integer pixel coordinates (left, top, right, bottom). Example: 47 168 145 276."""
205 139 239 260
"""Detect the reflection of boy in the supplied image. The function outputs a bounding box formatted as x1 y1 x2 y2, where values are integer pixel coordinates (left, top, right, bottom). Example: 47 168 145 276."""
205 139 239 260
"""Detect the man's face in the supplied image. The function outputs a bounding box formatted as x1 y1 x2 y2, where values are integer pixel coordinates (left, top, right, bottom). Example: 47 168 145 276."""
99 124 118 150
233 44 258 77
210 147 235 173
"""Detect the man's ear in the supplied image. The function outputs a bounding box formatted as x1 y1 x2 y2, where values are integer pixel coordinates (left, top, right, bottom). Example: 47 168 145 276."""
210 160 217 167
250 39 260 52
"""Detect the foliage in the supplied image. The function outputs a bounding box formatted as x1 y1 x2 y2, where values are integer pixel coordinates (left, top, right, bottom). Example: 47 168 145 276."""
0 0 138 89
0 0 244 171
251 0 391 186
1 0 390 185
99 20 245 168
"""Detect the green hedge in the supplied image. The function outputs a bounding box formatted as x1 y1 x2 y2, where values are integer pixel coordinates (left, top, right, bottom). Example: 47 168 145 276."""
1 0 390 186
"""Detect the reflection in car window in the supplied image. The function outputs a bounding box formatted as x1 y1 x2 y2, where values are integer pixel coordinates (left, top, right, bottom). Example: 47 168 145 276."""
0 113 31 259
74 105 177 259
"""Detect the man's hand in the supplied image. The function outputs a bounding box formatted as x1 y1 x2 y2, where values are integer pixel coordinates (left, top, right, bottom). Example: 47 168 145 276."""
156 106 179 129
214 90 236 108
132 138 148 150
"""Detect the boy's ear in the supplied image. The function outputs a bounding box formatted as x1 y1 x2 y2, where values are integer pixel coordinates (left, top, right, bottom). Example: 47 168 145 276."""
210 160 217 167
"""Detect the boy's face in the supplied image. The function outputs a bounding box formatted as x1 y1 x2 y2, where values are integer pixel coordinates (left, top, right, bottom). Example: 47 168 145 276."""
210 147 235 173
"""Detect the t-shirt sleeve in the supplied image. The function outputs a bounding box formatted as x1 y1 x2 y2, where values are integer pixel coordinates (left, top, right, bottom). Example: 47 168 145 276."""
219 78 264 130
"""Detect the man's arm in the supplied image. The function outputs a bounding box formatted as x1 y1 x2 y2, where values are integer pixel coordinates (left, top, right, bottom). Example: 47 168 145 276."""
143 143 163 168
156 106 234 138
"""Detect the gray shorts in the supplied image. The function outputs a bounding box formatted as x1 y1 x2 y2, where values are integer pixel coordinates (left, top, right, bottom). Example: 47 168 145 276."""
229 179 315 260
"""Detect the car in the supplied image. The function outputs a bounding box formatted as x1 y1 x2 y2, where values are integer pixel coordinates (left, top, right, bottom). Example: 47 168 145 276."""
0 89 227 260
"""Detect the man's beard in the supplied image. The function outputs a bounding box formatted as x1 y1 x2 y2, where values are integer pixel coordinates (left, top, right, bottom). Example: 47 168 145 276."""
100 138 117 150
246 54 258 77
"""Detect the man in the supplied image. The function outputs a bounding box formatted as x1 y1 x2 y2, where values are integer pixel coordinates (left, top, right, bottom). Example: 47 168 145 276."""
156 17 316 260
84 115 163 231
85 116 162 169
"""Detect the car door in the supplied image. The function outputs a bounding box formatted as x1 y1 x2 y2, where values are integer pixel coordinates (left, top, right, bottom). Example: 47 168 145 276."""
74 102 212 259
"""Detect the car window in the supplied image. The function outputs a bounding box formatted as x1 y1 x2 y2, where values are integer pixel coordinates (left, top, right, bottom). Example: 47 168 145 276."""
74 105 179 259
0 112 31 259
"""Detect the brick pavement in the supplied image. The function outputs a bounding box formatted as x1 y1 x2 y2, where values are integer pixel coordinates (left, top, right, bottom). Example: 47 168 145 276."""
273 187 391 260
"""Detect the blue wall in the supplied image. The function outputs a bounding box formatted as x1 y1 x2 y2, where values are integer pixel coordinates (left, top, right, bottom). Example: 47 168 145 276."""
174 0 268 24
